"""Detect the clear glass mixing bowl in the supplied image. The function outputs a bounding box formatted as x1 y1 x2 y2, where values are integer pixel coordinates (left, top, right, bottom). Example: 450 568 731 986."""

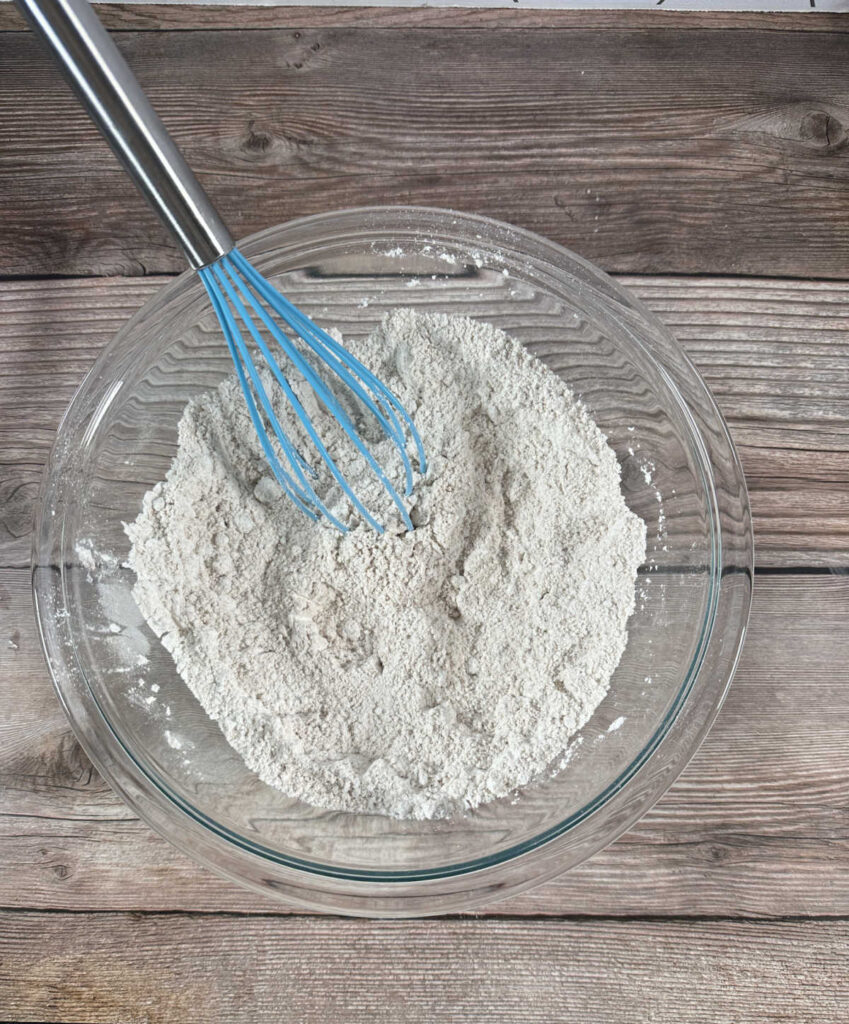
33 207 753 916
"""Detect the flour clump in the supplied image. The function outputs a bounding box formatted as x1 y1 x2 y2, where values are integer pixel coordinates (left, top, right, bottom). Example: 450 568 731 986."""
126 309 646 819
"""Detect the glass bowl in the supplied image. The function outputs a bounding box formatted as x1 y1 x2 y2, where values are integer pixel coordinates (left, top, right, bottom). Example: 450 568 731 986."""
33 206 753 917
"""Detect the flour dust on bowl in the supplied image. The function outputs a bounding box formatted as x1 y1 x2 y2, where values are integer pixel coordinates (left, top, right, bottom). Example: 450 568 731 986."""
34 207 753 917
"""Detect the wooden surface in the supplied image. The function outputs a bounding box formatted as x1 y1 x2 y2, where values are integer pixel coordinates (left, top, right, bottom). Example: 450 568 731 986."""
2 6 849 1023
3 15 849 278
3 6 848 31
2 916 847 1024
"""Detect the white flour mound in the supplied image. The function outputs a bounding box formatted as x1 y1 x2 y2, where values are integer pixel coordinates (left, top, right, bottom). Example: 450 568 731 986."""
126 309 646 820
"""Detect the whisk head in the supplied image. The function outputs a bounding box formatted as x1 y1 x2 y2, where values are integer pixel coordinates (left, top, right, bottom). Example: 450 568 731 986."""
198 248 426 534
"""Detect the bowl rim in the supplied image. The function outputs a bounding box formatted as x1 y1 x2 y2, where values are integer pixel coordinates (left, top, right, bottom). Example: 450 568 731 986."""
32 204 754 914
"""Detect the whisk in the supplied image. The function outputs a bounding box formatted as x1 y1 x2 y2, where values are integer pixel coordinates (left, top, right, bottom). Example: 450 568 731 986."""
16 0 425 534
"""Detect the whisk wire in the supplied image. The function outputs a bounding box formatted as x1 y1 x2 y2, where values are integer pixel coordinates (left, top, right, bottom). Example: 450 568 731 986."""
220 260 410 533
214 260 385 533
278 310 414 496
209 263 349 532
199 266 320 521
203 272 321 518
201 249 424 534
222 252 413 532
263 286 429 478
230 251 421 493
282 298 428 478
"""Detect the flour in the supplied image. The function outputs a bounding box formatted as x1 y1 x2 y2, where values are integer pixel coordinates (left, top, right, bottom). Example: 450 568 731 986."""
125 309 646 820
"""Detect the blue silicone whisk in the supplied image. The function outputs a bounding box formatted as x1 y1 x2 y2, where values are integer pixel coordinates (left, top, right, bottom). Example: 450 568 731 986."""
16 0 425 533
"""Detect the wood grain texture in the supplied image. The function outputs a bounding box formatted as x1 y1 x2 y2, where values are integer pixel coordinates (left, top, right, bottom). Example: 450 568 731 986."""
2 5 845 32
3 569 849 917
2 9 846 1015
624 277 849 567
2 23 849 278
1 912 848 1024
2 274 847 569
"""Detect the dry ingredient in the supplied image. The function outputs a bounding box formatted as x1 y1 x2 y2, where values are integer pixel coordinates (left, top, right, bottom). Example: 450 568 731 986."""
126 309 645 819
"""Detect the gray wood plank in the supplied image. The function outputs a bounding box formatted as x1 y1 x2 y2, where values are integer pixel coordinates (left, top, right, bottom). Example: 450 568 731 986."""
1 912 847 1024
2 22 849 278
1 5 843 31
2 274 847 569
3 568 848 917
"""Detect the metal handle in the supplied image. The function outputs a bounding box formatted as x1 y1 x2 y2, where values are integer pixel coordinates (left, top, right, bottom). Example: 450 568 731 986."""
15 0 233 268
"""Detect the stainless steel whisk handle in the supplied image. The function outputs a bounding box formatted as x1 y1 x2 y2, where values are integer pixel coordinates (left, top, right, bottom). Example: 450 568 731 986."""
15 0 234 269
